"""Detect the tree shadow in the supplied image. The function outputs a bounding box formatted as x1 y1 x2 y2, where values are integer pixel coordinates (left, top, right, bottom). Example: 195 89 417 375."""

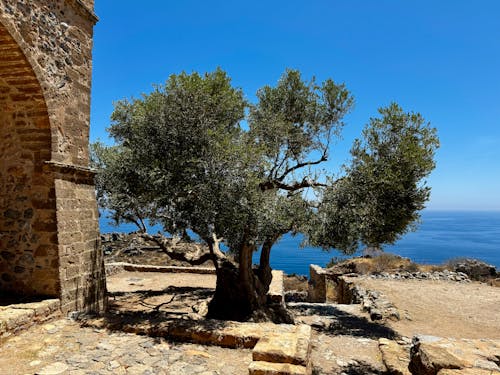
76 285 261 348
107 285 214 313
289 303 398 340
313 360 386 375
108 285 214 299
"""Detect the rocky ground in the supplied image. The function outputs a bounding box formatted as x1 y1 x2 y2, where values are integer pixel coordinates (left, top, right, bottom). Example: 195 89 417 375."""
1 234 498 374
353 277 500 339
0 319 252 375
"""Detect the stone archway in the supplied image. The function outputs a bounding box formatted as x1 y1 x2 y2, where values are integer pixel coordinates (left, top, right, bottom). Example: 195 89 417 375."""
0 21 58 297
0 0 105 313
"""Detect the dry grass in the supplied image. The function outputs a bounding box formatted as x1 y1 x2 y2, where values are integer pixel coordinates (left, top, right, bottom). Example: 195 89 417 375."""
332 253 425 275
283 274 308 292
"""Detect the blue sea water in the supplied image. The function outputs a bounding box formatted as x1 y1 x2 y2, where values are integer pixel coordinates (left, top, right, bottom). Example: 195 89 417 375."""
99 211 500 276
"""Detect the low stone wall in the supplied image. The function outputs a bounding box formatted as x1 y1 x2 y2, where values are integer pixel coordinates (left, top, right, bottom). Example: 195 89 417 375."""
0 299 61 339
307 264 339 303
336 276 400 321
307 264 474 322
368 270 470 283
307 265 401 321
105 262 216 276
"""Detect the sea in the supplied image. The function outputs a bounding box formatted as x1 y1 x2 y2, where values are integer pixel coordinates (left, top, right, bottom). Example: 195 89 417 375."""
99 210 500 276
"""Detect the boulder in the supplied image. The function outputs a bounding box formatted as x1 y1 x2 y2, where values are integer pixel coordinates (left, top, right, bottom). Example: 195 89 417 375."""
450 259 497 280
379 338 411 375
409 335 500 375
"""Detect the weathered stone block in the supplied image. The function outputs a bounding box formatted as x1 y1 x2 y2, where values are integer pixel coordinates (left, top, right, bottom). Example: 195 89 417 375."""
379 338 411 375
409 336 500 375
308 264 327 302
252 324 311 367
249 361 309 375
268 270 285 304
438 369 500 375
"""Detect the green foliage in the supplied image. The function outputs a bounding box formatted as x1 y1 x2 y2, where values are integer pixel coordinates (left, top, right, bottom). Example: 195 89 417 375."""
91 142 154 232
96 68 354 255
309 103 439 252
94 69 438 264
105 68 248 241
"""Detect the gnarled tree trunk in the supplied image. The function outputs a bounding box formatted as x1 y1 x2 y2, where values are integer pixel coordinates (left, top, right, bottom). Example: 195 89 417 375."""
207 235 293 323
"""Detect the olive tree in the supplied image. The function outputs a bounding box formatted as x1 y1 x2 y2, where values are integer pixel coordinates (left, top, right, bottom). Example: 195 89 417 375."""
94 69 438 322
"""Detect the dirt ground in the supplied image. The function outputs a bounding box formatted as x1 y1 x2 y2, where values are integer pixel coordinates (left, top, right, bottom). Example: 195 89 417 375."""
354 278 500 339
107 272 216 293
106 272 500 340
106 272 216 316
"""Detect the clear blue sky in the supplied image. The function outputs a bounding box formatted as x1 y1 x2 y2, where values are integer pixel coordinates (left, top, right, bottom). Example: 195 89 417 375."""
89 1 500 211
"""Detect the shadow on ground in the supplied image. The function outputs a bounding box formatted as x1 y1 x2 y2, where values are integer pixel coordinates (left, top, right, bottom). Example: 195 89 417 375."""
108 285 213 313
289 304 398 340
0 292 50 306
77 285 248 347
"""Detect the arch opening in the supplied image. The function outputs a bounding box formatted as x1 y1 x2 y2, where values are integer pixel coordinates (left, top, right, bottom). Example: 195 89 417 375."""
0 21 59 303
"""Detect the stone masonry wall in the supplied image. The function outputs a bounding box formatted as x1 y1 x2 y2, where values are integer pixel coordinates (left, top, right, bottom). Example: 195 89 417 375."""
0 0 98 166
0 22 59 296
0 0 105 313
54 175 106 313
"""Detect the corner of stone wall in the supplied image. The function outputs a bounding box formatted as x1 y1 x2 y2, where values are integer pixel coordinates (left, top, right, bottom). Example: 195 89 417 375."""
52 166 107 314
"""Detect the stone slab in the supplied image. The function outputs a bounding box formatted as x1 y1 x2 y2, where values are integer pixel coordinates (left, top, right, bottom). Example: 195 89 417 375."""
248 361 309 375
84 317 300 349
6 299 60 316
409 336 500 375
268 270 285 304
252 325 311 366
379 338 411 375
0 299 61 337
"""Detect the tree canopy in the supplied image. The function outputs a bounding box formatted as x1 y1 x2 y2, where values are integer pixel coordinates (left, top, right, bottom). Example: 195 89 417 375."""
92 68 439 321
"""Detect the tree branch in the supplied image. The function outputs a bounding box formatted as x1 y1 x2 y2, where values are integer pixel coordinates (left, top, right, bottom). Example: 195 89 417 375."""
143 234 226 266
259 178 327 192
276 152 327 182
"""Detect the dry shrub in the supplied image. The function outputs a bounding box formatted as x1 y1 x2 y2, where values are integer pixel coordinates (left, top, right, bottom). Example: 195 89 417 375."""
424 264 446 272
355 261 374 275
403 262 420 272
283 274 308 292
371 253 407 273
326 256 346 269
444 257 470 269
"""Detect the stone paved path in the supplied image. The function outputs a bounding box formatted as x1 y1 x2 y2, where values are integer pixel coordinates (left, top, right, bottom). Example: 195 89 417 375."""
0 318 251 375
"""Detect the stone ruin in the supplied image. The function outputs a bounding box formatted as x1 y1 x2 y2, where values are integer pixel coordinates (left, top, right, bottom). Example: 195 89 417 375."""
0 0 106 313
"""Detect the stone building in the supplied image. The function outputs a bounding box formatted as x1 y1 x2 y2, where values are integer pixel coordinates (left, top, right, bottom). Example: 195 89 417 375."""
0 0 106 313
